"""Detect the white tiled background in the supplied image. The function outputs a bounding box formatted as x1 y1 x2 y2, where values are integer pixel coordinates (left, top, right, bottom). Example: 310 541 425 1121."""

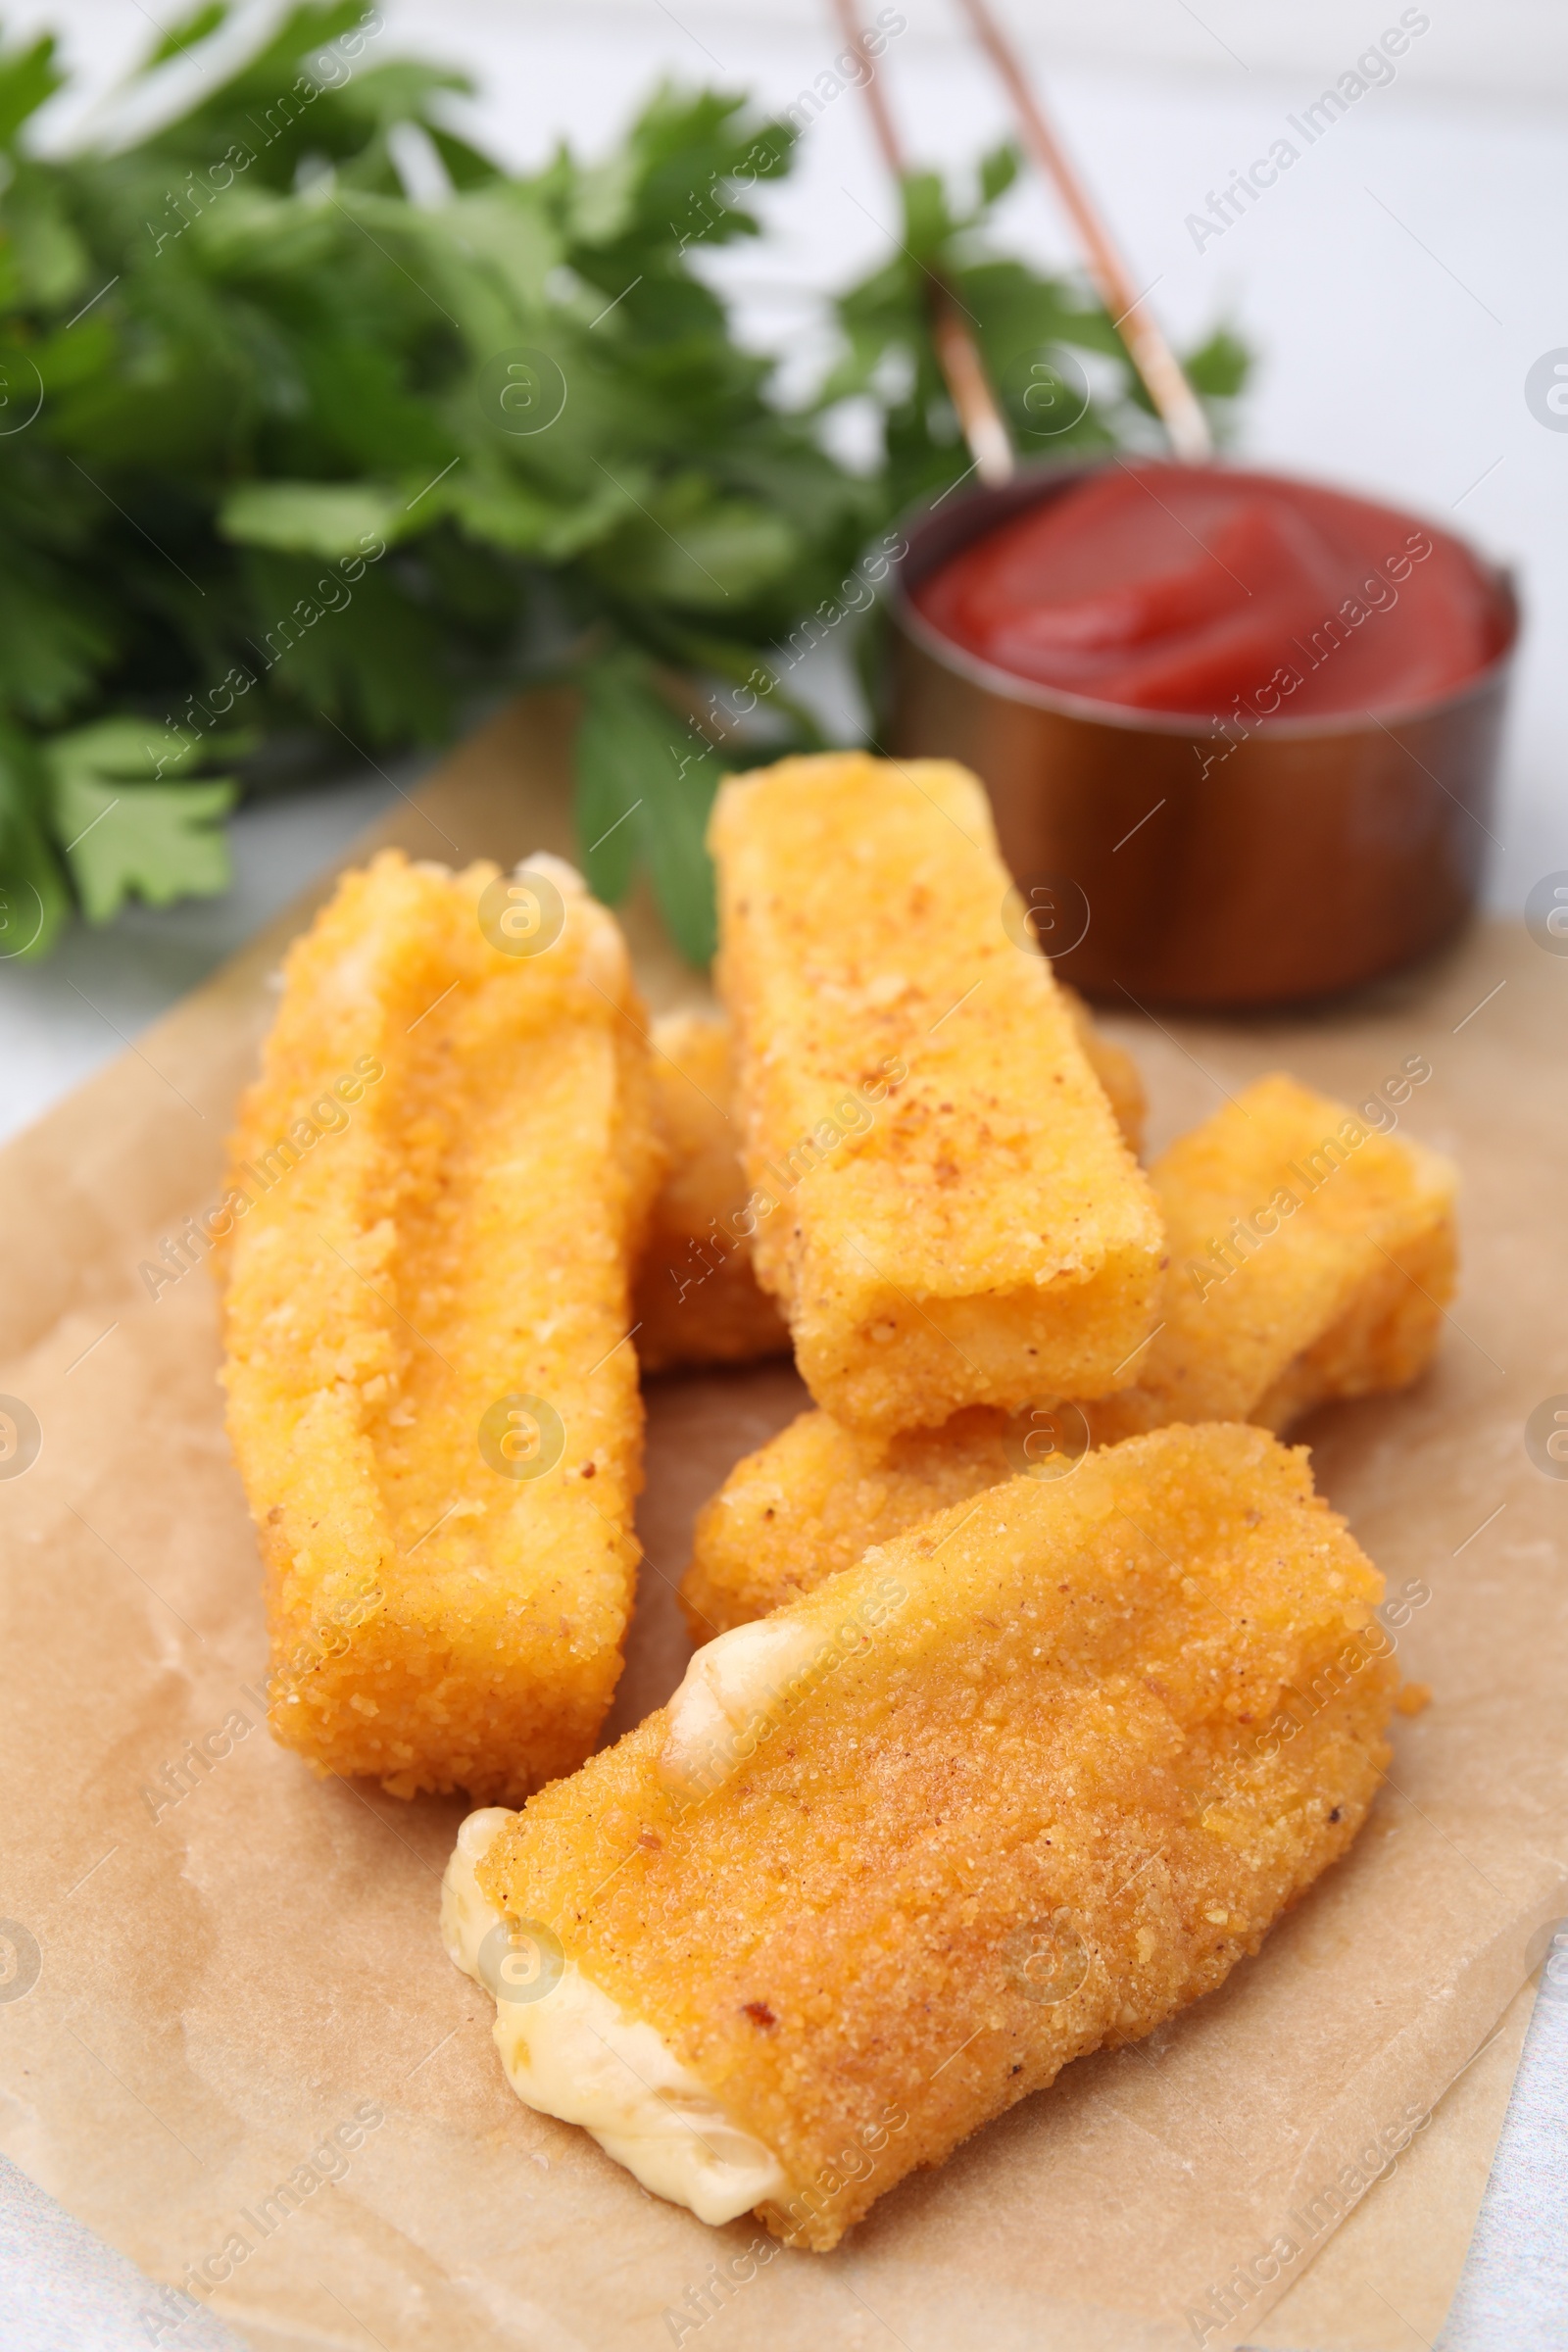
2 0 1564 1141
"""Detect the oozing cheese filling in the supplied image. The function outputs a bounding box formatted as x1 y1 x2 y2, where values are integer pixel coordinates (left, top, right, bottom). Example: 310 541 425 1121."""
658 1616 829 1801
441 1808 787 2227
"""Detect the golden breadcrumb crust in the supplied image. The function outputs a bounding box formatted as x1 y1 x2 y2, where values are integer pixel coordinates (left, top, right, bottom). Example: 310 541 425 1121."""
680 1404 1017 1640
480 1424 1396 2249
1060 986 1146 1160
709 753 1165 1431
220 850 662 1801
680 1073 1455 1639
634 997 1142 1374
634 1011 790 1374
1094 1071 1456 1439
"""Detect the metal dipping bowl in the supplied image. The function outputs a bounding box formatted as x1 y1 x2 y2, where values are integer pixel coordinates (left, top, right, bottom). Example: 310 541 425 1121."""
884 462 1520 1008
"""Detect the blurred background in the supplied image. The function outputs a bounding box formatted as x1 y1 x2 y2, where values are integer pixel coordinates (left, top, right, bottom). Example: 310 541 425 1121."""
1 0 1563 1132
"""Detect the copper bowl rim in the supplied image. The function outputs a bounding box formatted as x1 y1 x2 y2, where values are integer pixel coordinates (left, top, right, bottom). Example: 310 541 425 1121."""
887 454 1522 744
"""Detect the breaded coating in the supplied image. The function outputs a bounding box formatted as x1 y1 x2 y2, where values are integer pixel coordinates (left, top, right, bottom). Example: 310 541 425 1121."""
681 1405 1018 1639
459 1425 1396 2248
634 998 1142 1373
220 850 662 1802
1098 1070 1455 1439
710 753 1165 1431
680 1073 1454 1639
633 1011 790 1375
1060 985 1146 1159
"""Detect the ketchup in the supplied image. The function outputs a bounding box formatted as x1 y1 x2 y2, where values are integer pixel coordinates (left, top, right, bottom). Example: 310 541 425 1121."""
910 464 1501 720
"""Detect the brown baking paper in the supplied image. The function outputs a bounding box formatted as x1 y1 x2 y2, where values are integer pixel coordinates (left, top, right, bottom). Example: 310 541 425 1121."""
2 693 1565 2352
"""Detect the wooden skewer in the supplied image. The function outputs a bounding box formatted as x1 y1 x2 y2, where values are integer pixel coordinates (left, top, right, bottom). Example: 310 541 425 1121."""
955 0 1212 462
832 0 1015 485
928 295 1013 483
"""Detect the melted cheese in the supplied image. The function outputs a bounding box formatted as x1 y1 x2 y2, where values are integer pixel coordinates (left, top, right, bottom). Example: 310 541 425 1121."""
441 1808 787 2227
658 1616 828 1801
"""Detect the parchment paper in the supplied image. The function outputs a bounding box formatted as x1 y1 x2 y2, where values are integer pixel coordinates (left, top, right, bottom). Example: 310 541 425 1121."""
1 693 1564 2352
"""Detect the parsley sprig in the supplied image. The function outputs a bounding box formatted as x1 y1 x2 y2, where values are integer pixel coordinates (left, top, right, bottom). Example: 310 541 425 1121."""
0 4 1246 964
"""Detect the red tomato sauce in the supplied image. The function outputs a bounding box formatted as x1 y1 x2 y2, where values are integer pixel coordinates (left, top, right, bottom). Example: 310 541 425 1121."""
910 464 1503 720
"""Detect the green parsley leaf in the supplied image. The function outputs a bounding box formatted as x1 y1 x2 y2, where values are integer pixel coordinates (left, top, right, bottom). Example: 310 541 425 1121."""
0 721 68 957
0 7 1248 958
219 480 408 559
47 720 238 922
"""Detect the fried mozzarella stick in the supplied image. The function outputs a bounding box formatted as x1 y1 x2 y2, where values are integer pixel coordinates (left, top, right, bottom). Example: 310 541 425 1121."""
634 994 1144 1373
220 850 662 1801
634 1011 790 1374
710 753 1164 1431
1096 1068 1454 1439
681 1073 1454 1638
443 1425 1396 2247
1062 985 1147 1160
